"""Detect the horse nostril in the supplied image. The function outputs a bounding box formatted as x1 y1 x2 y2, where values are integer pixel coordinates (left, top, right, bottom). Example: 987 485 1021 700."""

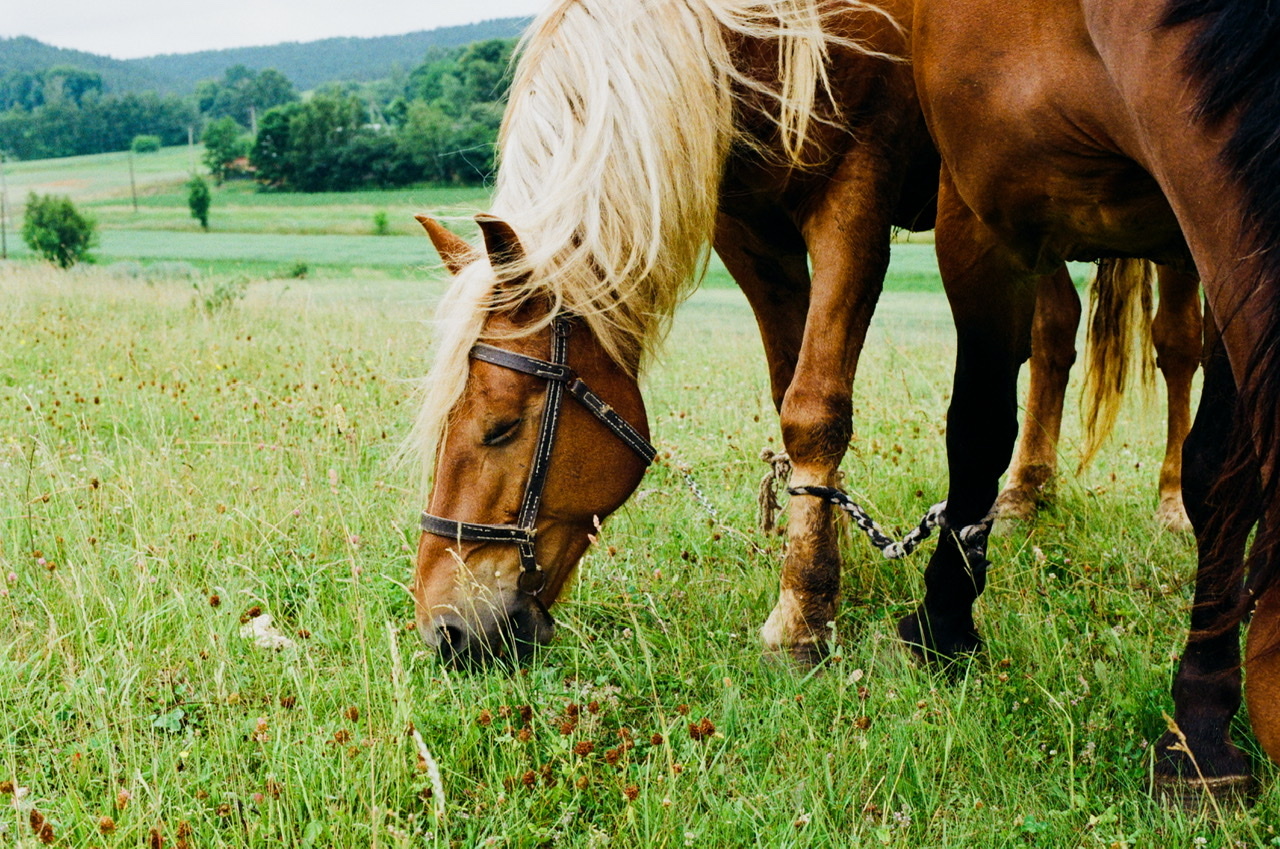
436 624 467 663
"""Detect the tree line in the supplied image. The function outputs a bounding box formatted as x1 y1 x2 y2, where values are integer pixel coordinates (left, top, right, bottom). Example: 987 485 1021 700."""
0 39 514 190
0 67 193 159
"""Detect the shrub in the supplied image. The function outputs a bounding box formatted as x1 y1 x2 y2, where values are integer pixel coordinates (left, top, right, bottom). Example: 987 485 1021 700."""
21 193 97 268
193 276 248 314
187 176 211 230
372 211 390 236
281 260 309 279
131 135 162 153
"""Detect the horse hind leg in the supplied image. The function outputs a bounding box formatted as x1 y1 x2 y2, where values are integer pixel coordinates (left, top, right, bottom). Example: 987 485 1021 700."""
998 266 1080 519
1153 325 1255 806
1151 266 1201 532
1247 578 1280 767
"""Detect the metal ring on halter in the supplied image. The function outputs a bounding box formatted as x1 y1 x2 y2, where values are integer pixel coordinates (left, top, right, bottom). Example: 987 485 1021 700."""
419 315 656 595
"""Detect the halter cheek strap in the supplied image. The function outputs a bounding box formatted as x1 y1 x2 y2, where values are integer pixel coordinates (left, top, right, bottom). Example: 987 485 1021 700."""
419 317 656 596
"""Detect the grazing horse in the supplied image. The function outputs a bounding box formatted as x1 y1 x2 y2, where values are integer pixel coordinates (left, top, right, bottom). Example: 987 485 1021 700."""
1000 265 1202 531
410 0 935 667
910 0 1280 799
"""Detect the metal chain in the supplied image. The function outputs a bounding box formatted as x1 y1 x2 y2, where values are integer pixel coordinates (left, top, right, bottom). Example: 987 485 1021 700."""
788 484 995 563
666 447 996 565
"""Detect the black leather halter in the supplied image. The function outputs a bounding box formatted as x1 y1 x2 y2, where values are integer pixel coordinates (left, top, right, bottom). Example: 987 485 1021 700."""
419 316 657 596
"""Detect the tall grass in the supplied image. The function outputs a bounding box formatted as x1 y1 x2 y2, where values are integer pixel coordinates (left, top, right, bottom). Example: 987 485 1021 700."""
0 261 1274 848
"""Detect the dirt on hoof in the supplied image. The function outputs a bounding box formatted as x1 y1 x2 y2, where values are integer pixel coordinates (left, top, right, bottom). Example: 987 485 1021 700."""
1150 772 1255 812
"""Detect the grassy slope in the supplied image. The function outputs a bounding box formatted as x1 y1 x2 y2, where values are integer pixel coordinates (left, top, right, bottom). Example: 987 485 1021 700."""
0 249 1273 847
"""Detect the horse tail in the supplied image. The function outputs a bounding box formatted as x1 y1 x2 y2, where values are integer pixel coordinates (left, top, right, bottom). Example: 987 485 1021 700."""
1078 258 1156 471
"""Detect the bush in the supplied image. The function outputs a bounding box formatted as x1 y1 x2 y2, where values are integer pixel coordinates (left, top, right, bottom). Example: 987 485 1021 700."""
21 193 97 268
372 211 390 236
193 276 248 314
187 176 211 230
131 135 162 153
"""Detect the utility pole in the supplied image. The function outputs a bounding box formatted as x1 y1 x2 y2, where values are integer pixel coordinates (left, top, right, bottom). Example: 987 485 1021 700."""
128 149 138 212
0 152 8 260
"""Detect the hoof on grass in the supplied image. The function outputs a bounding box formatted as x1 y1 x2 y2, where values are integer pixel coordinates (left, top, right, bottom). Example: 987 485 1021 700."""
897 610 981 673
1154 496 1192 533
1150 772 1254 812
763 641 828 671
993 486 1040 521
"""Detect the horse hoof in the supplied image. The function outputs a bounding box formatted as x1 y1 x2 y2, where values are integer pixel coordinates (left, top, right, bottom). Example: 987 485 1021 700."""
764 642 828 670
1154 498 1192 532
1150 773 1254 811
896 611 981 670
994 487 1038 521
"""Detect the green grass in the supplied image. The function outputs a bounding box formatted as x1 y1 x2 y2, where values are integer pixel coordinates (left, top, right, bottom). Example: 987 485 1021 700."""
2 254 1276 848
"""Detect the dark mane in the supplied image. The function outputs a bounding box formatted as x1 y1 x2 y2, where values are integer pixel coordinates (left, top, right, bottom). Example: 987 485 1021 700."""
1163 0 1280 617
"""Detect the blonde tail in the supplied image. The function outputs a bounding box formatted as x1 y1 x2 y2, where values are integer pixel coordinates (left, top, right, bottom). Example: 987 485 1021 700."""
1079 259 1156 470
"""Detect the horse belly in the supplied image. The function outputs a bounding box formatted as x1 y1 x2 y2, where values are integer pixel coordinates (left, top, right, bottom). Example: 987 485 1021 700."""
915 0 1185 269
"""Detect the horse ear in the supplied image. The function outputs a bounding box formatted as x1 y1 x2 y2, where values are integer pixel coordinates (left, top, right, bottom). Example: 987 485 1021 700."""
475 214 527 268
415 215 479 275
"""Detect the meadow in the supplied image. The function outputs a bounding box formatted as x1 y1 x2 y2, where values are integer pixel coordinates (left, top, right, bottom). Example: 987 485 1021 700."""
0 155 1277 847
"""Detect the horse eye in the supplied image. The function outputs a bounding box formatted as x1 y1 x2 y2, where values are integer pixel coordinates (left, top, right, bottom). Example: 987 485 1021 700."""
482 418 523 446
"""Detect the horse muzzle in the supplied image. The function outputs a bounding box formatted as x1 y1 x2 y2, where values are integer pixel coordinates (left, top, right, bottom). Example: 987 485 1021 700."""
421 595 556 669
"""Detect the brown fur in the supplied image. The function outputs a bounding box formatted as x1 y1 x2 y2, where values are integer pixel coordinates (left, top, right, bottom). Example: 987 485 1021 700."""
914 0 1280 782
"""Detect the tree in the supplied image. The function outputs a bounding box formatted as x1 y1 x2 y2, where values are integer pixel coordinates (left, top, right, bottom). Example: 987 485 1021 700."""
187 176 211 230
201 117 248 183
132 134 162 153
197 66 298 129
21 193 96 268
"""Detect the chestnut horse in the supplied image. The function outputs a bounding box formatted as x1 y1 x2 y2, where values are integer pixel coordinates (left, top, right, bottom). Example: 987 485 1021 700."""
1001 265 1202 530
909 0 1280 800
410 0 935 667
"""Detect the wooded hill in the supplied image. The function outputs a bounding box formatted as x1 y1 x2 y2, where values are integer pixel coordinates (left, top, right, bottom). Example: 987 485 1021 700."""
0 18 528 96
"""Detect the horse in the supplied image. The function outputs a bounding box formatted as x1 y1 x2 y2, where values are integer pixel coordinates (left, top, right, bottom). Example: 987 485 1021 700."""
999 264 1202 531
409 0 936 668
908 0 1280 801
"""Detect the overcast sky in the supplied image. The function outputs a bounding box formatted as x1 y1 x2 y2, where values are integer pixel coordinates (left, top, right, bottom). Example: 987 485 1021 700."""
4 0 547 60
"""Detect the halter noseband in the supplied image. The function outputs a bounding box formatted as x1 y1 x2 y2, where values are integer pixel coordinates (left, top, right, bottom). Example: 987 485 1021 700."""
419 316 657 596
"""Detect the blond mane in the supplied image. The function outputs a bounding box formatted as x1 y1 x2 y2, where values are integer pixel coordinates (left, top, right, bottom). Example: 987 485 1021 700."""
413 0 896 474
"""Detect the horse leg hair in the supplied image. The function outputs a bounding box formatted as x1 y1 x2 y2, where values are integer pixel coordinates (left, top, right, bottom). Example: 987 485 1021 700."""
998 266 1080 519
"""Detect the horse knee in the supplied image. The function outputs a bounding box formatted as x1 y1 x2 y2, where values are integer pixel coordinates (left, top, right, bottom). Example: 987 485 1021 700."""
779 389 851 469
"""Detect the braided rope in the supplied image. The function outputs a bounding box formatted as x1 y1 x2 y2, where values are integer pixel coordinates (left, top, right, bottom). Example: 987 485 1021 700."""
787 485 996 562
757 449 793 533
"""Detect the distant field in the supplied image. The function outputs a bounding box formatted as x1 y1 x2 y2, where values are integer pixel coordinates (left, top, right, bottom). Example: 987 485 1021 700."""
2 146 197 212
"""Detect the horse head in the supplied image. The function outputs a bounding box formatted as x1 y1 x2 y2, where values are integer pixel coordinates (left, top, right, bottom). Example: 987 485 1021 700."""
412 216 654 668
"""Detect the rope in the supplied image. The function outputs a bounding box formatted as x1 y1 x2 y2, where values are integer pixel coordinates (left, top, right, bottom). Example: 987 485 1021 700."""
788 485 996 562
757 448 995 562
757 449 793 533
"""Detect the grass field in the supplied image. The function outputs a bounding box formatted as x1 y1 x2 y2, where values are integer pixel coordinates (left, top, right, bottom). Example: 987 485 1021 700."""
0 153 1276 847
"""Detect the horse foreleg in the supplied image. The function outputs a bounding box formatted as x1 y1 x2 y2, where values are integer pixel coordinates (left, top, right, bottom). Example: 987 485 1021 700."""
1150 266 1201 532
998 266 1080 519
1153 323 1255 805
750 200 891 666
899 171 1038 663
